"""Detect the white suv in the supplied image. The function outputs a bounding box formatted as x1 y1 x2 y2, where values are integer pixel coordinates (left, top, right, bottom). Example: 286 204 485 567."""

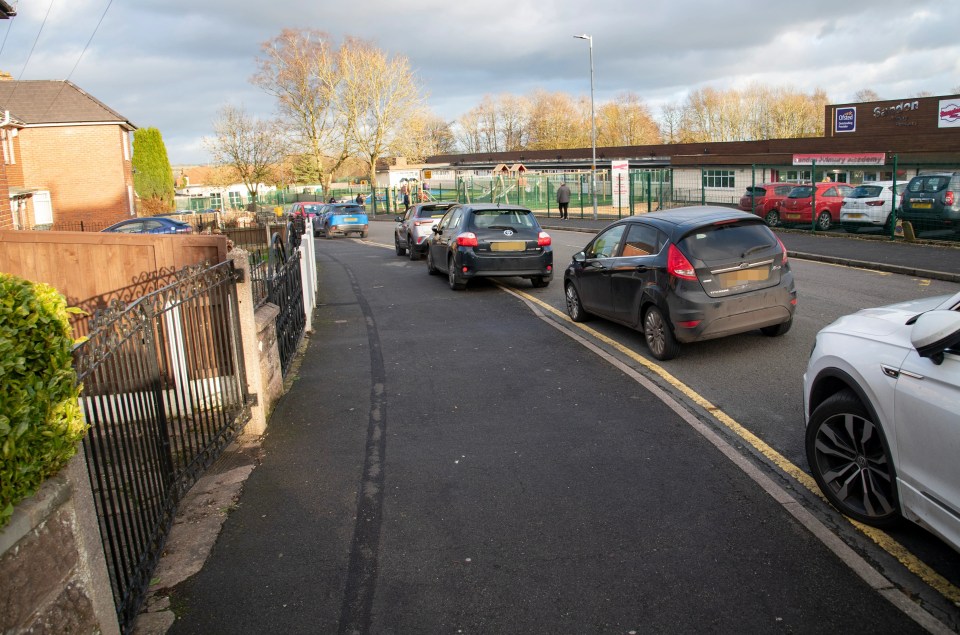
803 291 960 552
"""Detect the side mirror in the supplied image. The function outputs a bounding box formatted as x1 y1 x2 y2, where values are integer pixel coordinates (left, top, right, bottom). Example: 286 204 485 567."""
395 216 403 222
572 251 586 264
433 226 442 235
911 310 960 364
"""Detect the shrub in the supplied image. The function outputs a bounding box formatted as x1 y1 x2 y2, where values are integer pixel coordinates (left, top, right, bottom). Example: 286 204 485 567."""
0 274 87 528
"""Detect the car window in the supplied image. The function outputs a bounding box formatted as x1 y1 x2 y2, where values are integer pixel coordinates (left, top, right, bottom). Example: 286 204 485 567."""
338 205 363 214
823 187 839 197
744 187 766 196
789 186 812 198
850 185 884 198
621 223 664 257
679 222 776 261
587 224 626 259
448 209 464 231
774 185 794 195
302 204 322 215
114 222 142 233
469 209 536 230
417 205 451 218
909 176 948 193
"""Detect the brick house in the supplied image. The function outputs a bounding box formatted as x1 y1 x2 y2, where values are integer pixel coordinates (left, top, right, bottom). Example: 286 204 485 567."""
0 80 137 230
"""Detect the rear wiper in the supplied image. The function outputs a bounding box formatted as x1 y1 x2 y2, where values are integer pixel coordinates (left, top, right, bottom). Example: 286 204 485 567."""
742 244 767 258
488 225 515 230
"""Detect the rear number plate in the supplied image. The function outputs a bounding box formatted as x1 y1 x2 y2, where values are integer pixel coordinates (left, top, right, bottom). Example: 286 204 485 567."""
718 268 769 287
344 217 358 222
911 202 932 209
490 241 526 251
785 214 801 220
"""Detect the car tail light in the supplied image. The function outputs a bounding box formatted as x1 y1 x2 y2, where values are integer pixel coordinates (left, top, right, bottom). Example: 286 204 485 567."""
667 244 697 280
866 200 884 207
946 191 955 206
538 231 551 246
841 201 848 207
776 236 788 265
456 232 478 247
676 320 701 329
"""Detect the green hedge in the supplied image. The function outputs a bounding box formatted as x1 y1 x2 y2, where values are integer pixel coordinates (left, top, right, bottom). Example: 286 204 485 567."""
0 274 87 529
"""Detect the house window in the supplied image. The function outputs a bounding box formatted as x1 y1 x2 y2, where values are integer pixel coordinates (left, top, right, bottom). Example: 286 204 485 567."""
122 130 130 161
702 170 735 189
210 193 223 210
228 191 242 209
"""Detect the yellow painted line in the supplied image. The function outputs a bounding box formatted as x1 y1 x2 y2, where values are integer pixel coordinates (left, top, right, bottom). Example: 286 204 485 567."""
503 284 960 607
804 259 892 276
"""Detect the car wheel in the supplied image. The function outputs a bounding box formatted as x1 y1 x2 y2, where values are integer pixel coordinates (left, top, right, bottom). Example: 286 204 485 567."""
643 306 679 361
408 243 420 261
564 282 589 322
324 225 332 239
361 230 369 238
805 389 900 527
841 224 860 233
426 249 439 275
395 235 407 256
764 210 781 228
530 276 549 288
760 318 792 337
447 257 466 290
816 210 833 231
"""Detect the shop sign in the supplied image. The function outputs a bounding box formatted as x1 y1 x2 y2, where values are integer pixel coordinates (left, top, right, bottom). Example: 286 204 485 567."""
939 99 960 128
792 153 885 166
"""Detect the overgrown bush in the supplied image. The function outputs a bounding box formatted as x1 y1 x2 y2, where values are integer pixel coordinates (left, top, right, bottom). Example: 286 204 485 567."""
0 274 87 529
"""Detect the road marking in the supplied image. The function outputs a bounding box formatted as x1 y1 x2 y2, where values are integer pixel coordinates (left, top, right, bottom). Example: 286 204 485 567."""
356 234 960 615
498 283 960 617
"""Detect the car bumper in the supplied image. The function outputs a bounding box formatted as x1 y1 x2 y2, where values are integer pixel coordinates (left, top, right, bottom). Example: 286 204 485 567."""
329 223 368 235
667 273 797 343
457 249 553 279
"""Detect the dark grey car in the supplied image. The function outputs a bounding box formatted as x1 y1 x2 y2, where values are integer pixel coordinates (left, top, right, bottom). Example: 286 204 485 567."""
899 172 960 233
563 206 797 360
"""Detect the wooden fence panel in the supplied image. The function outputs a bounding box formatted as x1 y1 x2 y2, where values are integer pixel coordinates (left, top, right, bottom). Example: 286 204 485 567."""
0 231 228 336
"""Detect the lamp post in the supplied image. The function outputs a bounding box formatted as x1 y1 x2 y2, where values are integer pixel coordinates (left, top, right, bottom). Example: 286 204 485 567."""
574 33 598 220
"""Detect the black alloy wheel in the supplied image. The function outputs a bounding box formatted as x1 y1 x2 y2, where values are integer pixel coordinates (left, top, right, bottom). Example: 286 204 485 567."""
564 283 589 322
805 390 900 526
643 305 679 361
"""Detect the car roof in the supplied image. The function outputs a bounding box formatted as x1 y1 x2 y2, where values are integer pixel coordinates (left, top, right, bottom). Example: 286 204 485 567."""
624 206 761 231
457 204 533 213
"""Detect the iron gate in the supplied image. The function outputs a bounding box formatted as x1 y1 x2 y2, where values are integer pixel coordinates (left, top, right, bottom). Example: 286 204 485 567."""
73 261 250 632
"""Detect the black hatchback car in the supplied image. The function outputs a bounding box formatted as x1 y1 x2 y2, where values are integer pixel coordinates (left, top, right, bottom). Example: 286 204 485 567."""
899 172 960 233
563 207 796 360
425 204 553 290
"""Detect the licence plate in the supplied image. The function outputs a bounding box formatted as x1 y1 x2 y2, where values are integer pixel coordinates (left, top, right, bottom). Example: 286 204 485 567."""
344 217 358 222
911 202 932 209
718 268 769 287
490 241 526 251
785 214 801 220
845 213 864 219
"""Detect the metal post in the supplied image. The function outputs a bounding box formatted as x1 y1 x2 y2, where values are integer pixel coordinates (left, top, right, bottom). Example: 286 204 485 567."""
574 34 597 220
891 154 898 240
811 160 818 232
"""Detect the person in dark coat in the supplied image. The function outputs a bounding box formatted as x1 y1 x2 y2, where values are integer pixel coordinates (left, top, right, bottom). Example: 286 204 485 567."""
557 182 571 219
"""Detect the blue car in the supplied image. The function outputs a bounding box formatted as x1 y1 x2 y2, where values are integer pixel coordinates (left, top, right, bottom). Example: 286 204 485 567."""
102 217 193 234
318 203 368 239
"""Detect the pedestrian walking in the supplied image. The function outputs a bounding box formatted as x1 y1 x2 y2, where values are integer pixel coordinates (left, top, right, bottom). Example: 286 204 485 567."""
356 193 365 207
557 181 571 220
400 182 410 212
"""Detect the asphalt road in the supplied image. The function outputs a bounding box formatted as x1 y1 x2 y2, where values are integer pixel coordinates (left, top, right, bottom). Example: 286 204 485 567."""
168 229 947 634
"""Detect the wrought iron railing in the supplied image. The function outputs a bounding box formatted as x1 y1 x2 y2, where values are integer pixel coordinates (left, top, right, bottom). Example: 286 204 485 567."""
73 261 250 632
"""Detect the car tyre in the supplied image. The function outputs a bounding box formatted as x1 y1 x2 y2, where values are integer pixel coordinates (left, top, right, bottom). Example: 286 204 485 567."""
530 276 549 288
426 248 439 275
816 210 833 231
324 224 333 239
564 282 589 322
805 389 900 527
361 230 369 238
764 210 781 228
408 242 420 261
643 305 679 361
395 235 407 256
760 318 792 337
448 257 467 290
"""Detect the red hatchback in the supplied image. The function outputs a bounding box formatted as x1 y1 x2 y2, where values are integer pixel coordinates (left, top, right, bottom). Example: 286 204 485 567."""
738 183 796 227
780 182 854 231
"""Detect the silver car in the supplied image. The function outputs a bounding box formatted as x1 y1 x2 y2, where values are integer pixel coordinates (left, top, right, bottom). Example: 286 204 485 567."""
839 181 903 233
804 290 960 552
394 203 456 261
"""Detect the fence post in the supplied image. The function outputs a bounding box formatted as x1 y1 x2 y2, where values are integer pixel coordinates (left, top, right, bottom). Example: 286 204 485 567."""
890 154 899 240
701 168 706 206
300 219 317 333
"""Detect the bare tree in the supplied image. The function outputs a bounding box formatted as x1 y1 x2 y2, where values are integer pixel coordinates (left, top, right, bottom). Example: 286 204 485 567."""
407 112 457 158
338 39 424 209
854 88 880 102
252 29 349 192
205 105 287 209
597 92 661 146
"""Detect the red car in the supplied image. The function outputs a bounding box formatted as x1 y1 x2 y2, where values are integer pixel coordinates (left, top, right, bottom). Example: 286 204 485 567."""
779 182 855 231
287 201 325 220
738 183 797 227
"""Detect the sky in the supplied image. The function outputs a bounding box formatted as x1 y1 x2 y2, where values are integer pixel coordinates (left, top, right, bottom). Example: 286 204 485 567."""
1 0 958 166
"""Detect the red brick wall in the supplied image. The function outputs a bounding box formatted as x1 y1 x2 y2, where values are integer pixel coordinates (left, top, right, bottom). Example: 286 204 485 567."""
19 125 134 227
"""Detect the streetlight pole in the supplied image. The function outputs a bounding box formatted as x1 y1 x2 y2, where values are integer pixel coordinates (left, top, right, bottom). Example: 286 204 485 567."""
574 33 598 220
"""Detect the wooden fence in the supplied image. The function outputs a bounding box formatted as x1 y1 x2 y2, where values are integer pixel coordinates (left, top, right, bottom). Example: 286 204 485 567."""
0 231 229 337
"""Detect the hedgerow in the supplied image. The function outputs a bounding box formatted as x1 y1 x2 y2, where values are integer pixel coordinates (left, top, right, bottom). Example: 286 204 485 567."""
0 273 87 528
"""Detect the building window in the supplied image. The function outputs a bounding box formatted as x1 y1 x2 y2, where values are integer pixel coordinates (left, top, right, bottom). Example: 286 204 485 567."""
702 170 735 189
228 191 242 209
210 193 223 210
785 170 812 182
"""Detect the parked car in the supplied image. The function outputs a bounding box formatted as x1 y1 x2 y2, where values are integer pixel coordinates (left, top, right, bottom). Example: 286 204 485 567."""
563 207 796 360
738 183 797 227
317 203 368 239
898 172 960 233
102 217 193 234
394 202 457 260
779 182 855 230
425 204 553 290
287 201 325 222
804 291 960 552
839 181 902 233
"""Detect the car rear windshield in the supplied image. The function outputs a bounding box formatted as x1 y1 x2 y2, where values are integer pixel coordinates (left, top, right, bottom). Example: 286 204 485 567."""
788 186 812 198
744 187 767 196
469 209 537 230
336 205 364 214
908 176 949 193
849 185 885 198
302 204 323 214
416 205 451 218
678 221 777 261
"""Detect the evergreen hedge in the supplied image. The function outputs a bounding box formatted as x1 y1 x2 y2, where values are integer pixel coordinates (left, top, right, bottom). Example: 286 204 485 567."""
0 274 87 529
